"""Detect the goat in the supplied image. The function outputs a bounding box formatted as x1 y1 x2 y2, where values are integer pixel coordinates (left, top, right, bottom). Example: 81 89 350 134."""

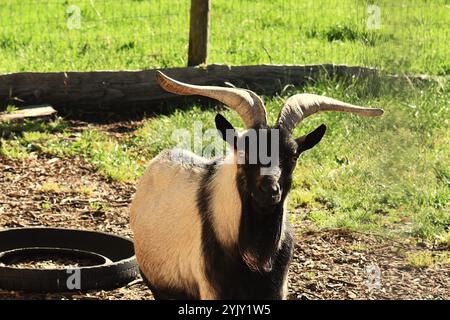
130 71 383 299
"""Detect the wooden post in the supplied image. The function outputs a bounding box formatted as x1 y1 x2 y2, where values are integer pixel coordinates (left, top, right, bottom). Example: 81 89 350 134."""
188 0 210 66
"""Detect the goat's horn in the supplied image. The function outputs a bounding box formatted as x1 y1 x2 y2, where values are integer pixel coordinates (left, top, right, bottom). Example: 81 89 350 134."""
156 71 267 128
277 93 384 133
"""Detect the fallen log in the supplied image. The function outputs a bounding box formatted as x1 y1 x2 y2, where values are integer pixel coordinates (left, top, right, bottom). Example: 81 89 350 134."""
0 64 440 113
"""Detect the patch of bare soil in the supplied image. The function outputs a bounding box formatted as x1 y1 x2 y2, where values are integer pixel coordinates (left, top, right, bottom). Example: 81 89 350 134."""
0 139 448 300
288 229 448 300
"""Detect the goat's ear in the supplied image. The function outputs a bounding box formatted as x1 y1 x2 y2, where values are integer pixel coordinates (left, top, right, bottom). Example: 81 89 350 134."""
295 124 326 154
215 113 236 147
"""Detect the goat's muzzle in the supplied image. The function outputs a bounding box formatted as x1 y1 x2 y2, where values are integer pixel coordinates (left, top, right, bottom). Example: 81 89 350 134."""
253 177 282 206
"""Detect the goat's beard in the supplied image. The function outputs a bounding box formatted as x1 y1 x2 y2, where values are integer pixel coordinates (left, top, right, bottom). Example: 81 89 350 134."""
241 249 273 273
238 204 284 273
249 193 279 214
236 167 286 273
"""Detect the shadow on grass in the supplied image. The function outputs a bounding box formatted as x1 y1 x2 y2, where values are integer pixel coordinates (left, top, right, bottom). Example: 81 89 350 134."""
0 117 68 139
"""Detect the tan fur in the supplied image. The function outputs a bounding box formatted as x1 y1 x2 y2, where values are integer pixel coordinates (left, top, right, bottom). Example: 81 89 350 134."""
207 152 242 249
130 149 242 299
131 150 205 296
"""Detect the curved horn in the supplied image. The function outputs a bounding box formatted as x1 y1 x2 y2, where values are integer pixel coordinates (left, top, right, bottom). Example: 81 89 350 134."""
277 93 384 133
156 71 267 128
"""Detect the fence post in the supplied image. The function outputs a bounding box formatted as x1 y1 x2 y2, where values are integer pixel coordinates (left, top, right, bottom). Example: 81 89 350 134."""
188 0 210 66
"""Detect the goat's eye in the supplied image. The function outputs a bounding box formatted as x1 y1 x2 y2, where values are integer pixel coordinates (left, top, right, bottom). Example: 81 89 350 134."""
290 156 298 166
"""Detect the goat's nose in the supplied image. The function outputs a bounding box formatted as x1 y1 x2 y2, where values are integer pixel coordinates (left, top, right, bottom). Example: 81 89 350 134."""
260 181 280 196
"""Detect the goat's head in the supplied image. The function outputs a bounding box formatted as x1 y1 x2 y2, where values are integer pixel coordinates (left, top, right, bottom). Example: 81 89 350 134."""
156 71 383 213
214 113 328 211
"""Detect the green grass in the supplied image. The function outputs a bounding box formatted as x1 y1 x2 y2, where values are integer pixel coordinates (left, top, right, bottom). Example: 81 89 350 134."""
38 181 64 193
1 77 448 242
5 105 18 114
285 78 450 241
71 130 144 182
41 201 52 211
0 0 448 74
406 251 450 268
0 1 448 243
406 251 434 268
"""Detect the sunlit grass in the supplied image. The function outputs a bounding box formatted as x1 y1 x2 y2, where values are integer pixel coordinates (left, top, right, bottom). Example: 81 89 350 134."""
38 181 64 193
0 77 448 242
70 130 144 182
0 0 448 74
404 251 449 268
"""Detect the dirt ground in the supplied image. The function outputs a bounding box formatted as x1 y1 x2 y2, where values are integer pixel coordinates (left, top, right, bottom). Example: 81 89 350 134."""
0 121 448 300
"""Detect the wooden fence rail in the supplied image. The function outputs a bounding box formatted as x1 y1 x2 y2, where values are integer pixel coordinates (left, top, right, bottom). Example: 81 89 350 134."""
0 64 384 112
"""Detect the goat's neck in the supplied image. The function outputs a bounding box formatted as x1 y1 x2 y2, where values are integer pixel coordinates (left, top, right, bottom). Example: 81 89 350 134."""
235 167 288 273
209 152 288 272
238 195 287 272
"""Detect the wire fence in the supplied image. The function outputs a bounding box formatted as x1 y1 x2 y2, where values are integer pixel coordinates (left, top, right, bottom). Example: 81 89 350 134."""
209 0 449 75
0 0 448 74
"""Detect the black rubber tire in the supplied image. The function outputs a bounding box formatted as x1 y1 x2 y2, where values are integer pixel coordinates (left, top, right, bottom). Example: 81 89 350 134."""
0 247 113 266
0 227 139 292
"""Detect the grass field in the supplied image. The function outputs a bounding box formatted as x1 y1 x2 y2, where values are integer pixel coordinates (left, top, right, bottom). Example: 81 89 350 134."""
1 77 449 243
0 0 448 74
0 1 449 245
